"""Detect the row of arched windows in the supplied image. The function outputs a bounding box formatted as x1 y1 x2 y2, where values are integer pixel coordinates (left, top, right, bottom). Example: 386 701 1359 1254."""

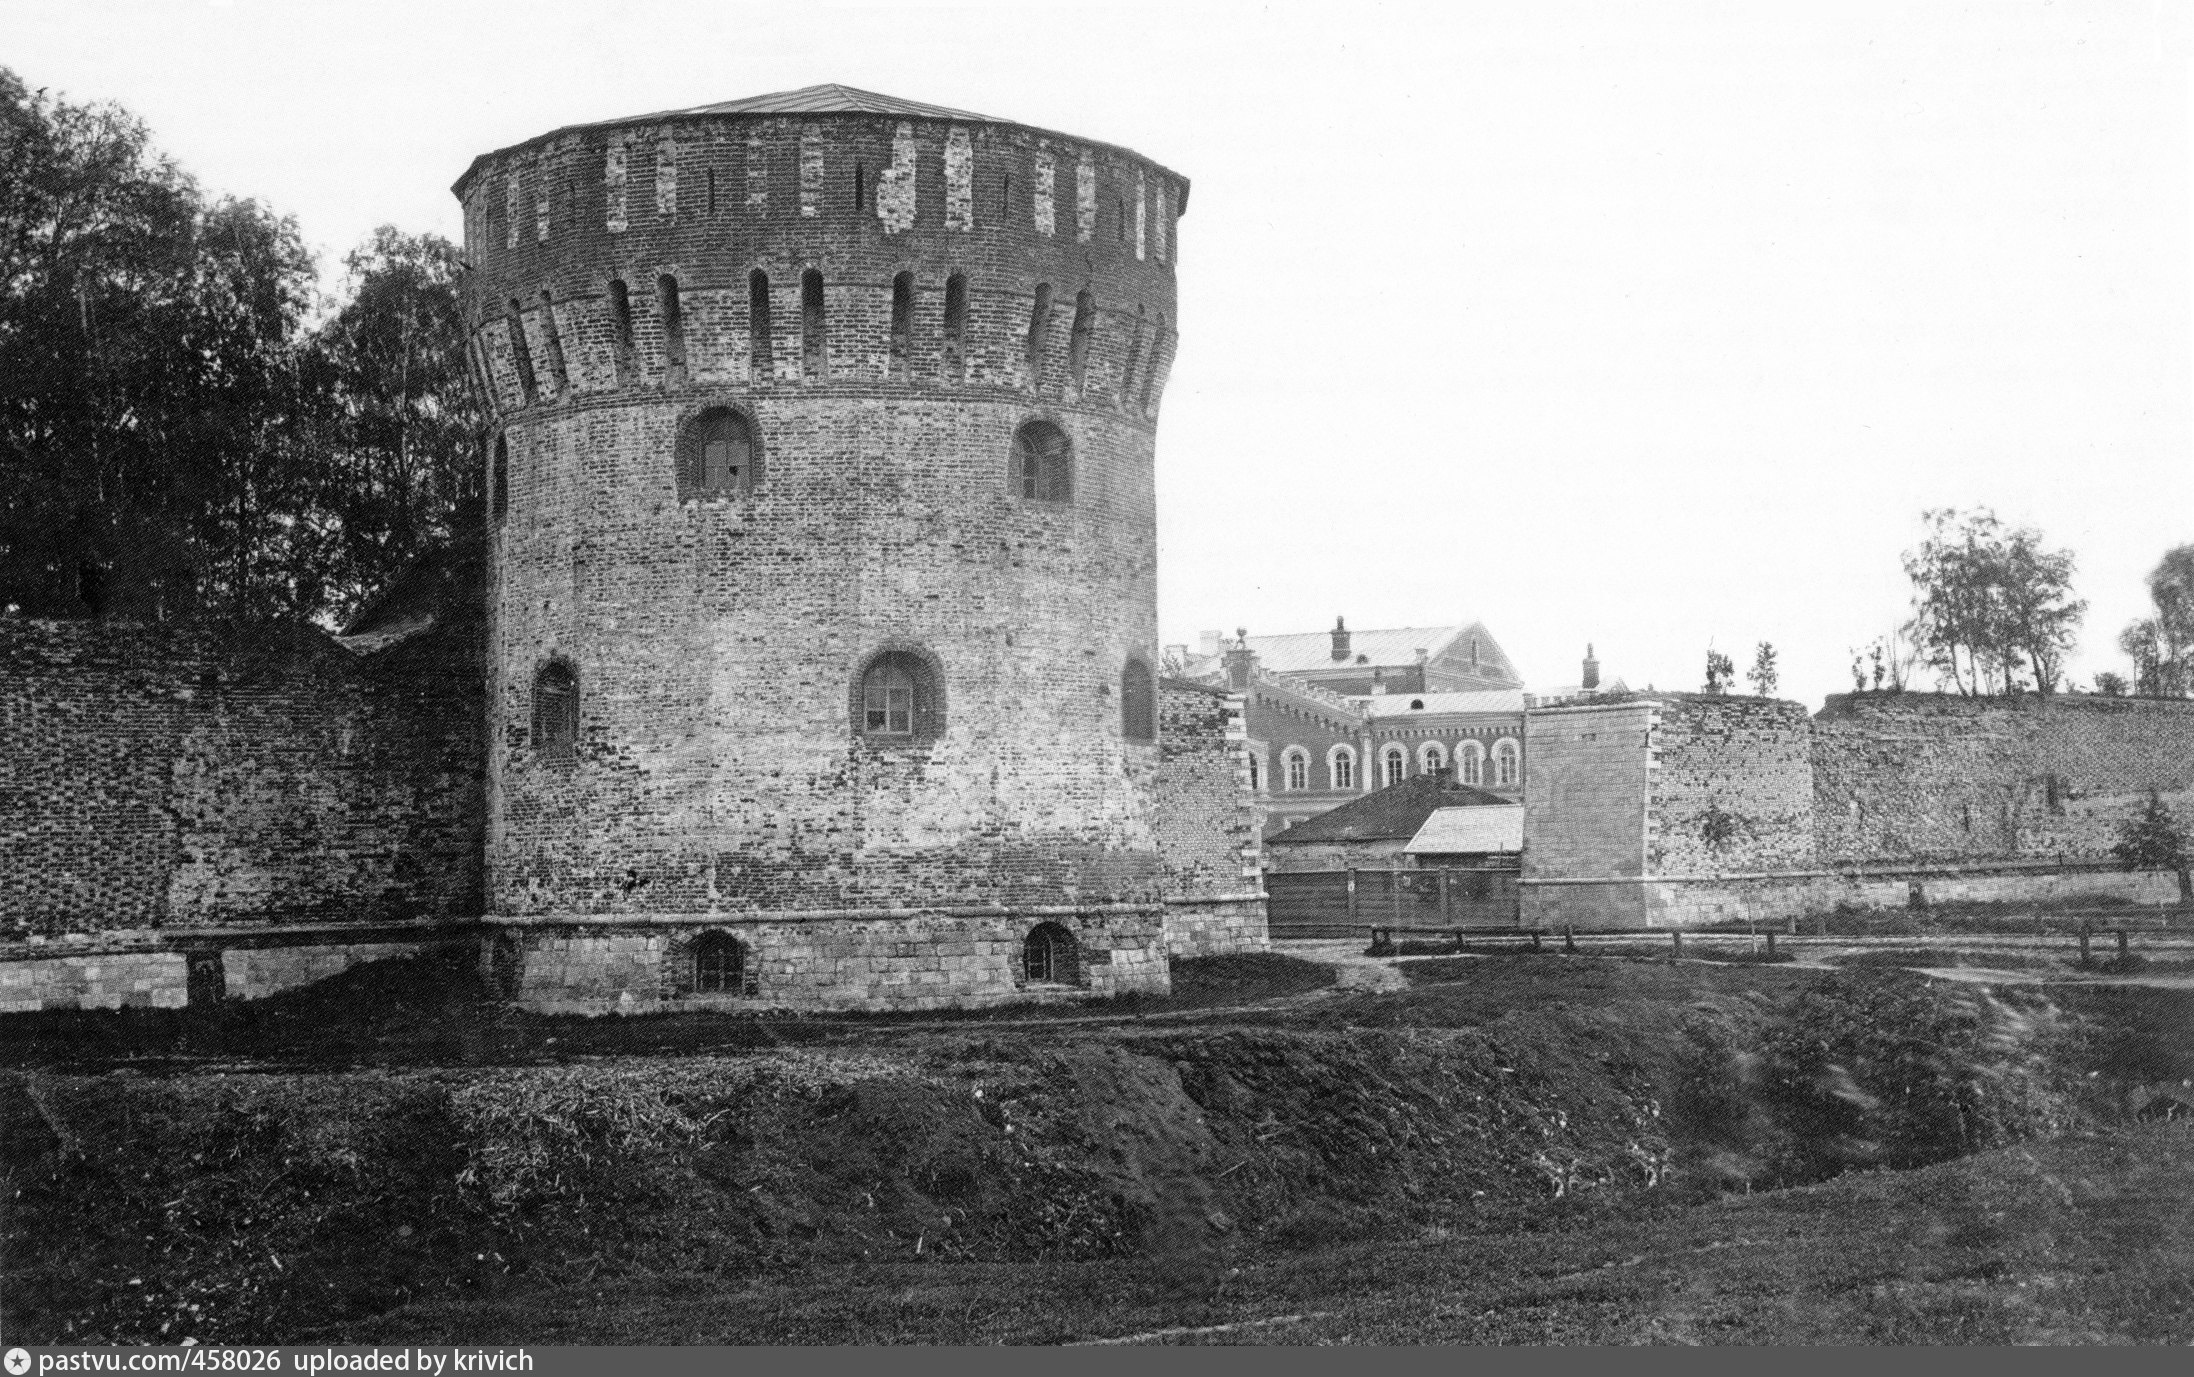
523 651 1156 755
675 921 1086 998
484 272 1166 408
488 413 1073 523
1269 738 1520 793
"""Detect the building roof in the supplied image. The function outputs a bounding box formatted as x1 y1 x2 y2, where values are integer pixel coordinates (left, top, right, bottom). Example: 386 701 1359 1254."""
1404 806 1524 855
619 83 999 124
1267 772 1514 845
453 84 1188 204
1359 689 1527 718
1238 624 1471 674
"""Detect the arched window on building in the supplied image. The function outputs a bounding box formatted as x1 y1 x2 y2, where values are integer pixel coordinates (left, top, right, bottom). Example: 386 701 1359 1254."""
532 659 579 760
1011 420 1072 502
748 270 773 380
693 931 748 996
1023 922 1083 986
1419 741 1447 776
504 299 538 403
1457 740 1485 786
855 648 943 743
489 434 509 525
1121 656 1155 742
676 407 761 498
537 289 569 394
1282 746 1309 792
1381 744 1407 788
1328 745 1356 791
1493 738 1520 787
656 274 686 374
1068 288 1096 389
888 272 913 380
607 277 636 381
800 269 827 379
941 273 968 381
1026 282 1053 385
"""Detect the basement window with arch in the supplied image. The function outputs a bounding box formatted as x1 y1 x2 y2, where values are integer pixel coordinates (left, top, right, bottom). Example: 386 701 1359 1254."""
692 930 750 996
1022 922 1084 987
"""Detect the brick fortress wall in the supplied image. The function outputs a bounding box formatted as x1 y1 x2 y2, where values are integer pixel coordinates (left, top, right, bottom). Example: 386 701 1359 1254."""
0 616 483 1010
460 102 1194 1008
1149 680 1268 956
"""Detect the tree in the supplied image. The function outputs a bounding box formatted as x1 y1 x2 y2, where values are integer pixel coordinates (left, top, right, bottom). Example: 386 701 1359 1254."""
2117 544 2194 697
1900 507 2085 696
0 69 320 621
301 227 482 624
2094 671 2130 697
1702 648 1734 695
2112 791 2192 902
1747 641 1779 697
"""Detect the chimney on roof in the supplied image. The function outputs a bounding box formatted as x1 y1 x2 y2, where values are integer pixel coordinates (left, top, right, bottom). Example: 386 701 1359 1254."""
1164 643 1188 673
1223 627 1257 690
1582 643 1601 691
1198 630 1222 657
1330 616 1350 662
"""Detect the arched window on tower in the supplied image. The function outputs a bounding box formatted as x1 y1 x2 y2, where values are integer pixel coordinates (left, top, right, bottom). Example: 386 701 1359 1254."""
1329 745 1356 791
532 660 579 761
1011 420 1072 502
941 273 968 382
1121 656 1155 742
801 268 827 379
1457 740 1485 786
489 434 509 524
748 270 773 380
889 272 913 380
1493 738 1521 787
1381 745 1408 788
677 407 761 498
1282 746 1309 792
1025 282 1053 386
1068 289 1096 390
657 274 686 375
855 648 944 743
606 278 636 381
504 299 538 403
537 289 569 394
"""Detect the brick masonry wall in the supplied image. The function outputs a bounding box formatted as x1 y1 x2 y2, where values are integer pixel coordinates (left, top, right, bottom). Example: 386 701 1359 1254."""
1813 693 2194 863
0 617 482 937
1521 702 1656 930
467 109 1192 924
1150 680 1268 954
1649 694 1818 875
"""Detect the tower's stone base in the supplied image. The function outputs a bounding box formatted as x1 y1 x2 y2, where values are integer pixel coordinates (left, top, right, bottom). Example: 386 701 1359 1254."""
485 905 1173 1014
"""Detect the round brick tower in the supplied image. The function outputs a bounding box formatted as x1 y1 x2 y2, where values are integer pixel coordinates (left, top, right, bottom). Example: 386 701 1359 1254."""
453 86 1190 1011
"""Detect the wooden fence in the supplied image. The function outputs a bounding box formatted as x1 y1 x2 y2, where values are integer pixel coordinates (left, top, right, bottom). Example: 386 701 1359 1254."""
1266 866 1521 939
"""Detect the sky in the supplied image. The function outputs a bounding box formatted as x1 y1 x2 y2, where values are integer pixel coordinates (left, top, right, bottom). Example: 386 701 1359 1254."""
11 0 2191 706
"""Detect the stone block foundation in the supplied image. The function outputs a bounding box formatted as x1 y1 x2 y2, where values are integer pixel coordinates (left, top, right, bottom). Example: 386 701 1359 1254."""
489 905 1174 1014
1160 894 1270 958
0 925 469 1013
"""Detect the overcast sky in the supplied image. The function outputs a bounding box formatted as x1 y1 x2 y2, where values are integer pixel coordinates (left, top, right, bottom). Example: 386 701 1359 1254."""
13 0 2191 705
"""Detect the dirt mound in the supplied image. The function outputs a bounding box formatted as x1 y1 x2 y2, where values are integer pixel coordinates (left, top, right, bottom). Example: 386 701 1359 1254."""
0 958 2138 1344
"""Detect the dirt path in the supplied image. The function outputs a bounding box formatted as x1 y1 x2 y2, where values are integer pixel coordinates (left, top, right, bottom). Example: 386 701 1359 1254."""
1279 939 1409 993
